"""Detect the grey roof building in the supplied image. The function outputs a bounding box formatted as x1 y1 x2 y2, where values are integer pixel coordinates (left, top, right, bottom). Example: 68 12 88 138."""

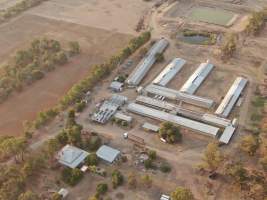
127 103 219 137
126 38 169 86
153 58 186 86
180 61 214 94
109 81 124 92
57 145 89 169
215 77 248 117
145 84 214 109
96 145 121 163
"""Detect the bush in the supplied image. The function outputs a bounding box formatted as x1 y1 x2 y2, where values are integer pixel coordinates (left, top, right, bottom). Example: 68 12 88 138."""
160 162 171 173
171 187 194 200
159 122 182 143
85 136 102 151
68 41 80 56
96 183 108 195
85 153 98 166
148 150 157 160
61 168 83 186
144 158 153 169
111 170 124 188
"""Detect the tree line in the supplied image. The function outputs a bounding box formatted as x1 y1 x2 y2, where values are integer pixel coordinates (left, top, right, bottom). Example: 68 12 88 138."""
0 38 80 103
0 0 48 24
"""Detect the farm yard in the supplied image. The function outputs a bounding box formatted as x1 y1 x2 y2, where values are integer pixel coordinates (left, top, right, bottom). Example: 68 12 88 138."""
0 0 267 200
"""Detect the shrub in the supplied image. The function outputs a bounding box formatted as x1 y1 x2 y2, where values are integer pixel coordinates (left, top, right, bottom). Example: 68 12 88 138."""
111 170 124 188
144 158 153 169
160 162 171 173
61 168 83 186
159 122 182 143
96 183 108 195
85 153 98 166
148 150 157 160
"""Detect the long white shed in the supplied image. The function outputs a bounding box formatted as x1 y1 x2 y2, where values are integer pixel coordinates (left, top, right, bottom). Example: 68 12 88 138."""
215 77 248 117
127 103 219 137
126 38 169 86
180 61 214 94
153 58 186 86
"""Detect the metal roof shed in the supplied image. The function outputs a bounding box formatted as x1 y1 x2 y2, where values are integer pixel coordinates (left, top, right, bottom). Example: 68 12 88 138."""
126 38 169 86
96 145 121 163
180 61 214 94
114 112 133 123
145 84 214 108
219 125 236 144
215 77 248 117
57 145 89 169
127 103 219 137
109 81 123 92
142 122 160 132
153 58 186 86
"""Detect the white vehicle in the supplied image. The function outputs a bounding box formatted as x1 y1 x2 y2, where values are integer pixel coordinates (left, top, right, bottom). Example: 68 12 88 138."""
123 132 128 139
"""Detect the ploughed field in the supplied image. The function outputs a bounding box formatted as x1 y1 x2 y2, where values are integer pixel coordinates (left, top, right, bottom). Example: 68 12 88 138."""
0 14 132 136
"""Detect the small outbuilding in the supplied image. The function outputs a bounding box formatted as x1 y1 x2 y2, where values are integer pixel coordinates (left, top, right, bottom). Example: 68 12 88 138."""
142 122 160 133
114 112 133 123
96 145 121 164
109 81 124 92
57 145 89 169
58 188 69 199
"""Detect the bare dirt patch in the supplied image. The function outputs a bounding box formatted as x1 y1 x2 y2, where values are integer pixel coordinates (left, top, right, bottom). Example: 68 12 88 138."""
0 14 132 136
26 0 155 34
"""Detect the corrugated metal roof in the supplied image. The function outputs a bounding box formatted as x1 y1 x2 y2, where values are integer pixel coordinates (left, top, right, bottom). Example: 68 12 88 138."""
126 38 169 86
136 95 176 111
57 145 89 169
136 96 231 127
127 103 219 137
145 84 214 108
153 58 186 86
110 81 123 90
219 125 236 144
96 145 121 163
180 62 214 94
114 112 133 122
215 77 248 117
142 122 160 132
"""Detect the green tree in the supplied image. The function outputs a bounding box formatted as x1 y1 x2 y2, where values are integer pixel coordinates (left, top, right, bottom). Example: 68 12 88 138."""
240 135 259 156
68 41 80 56
201 142 223 171
159 122 182 143
160 162 171 173
220 33 237 60
127 172 137 189
111 169 124 188
85 153 98 166
18 191 40 200
171 187 194 200
61 168 83 186
140 174 152 188
148 150 157 160
225 162 248 185
96 183 108 195
50 193 62 200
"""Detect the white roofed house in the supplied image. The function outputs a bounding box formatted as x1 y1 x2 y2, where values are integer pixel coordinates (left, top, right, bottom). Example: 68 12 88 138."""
57 145 89 169
96 145 121 164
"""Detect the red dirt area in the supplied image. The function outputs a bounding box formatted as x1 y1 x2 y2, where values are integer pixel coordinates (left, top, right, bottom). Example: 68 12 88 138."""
0 14 132 136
